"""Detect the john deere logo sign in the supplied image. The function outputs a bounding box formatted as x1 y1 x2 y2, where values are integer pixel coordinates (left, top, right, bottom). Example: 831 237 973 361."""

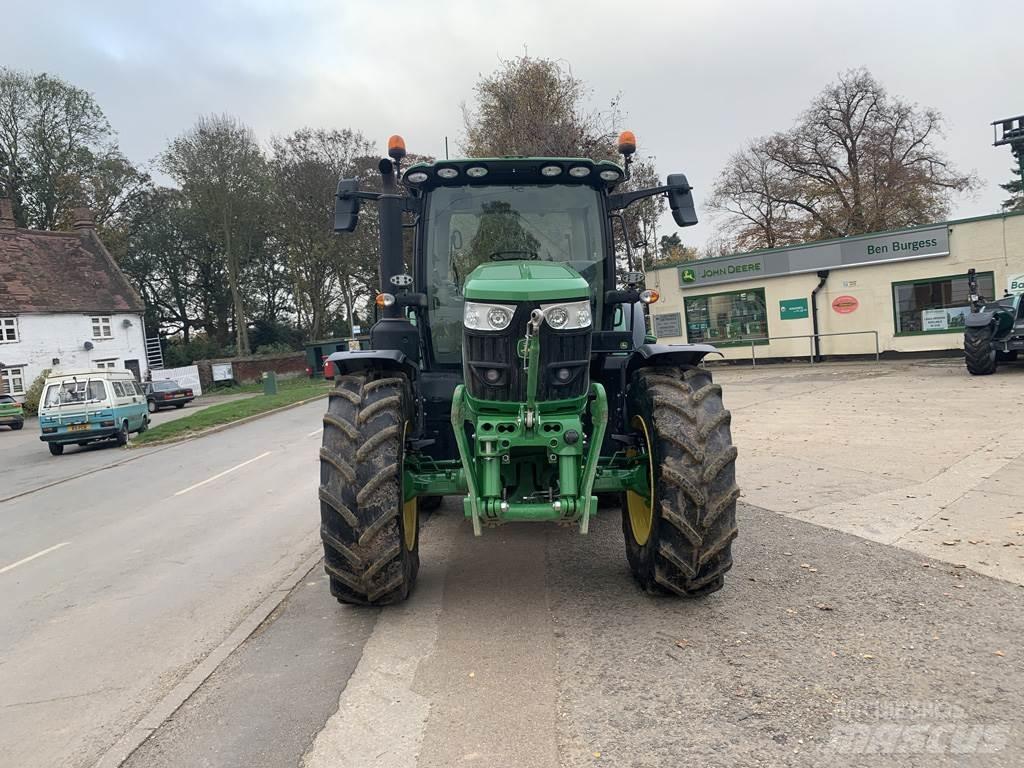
681 268 696 283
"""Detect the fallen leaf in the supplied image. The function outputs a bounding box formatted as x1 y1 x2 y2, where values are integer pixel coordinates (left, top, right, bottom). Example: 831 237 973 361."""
800 563 811 569
808 567 818 573
942 541 957 546
817 604 833 611
863 654 875 660
593 752 601 758
953 563 967 568
468 672 475 678
994 650 1005 657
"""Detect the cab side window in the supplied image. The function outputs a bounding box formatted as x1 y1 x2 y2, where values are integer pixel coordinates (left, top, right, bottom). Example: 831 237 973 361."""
112 382 126 397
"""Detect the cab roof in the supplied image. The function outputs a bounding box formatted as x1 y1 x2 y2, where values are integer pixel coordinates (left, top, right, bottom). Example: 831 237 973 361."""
401 157 626 191
45 369 136 381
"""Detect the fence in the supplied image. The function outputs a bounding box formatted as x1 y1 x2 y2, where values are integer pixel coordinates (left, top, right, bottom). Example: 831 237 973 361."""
737 331 881 365
151 364 203 396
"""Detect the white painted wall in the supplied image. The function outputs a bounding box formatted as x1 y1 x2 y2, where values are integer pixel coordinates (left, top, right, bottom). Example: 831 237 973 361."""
0 312 148 399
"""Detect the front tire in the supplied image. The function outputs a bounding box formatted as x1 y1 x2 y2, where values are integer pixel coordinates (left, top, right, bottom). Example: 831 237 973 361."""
319 371 419 606
49 443 64 456
622 366 739 597
965 326 997 375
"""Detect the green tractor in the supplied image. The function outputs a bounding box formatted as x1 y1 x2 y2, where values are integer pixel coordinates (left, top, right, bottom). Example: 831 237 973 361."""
319 132 739 605
964 268 1024 375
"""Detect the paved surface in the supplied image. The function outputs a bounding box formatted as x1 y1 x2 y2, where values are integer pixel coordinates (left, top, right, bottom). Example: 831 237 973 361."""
3 361 1023 767
0 399 322 768
0 393 255 501
714 360 1024 584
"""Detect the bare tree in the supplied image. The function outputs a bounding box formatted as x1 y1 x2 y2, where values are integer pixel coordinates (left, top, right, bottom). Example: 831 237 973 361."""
162 115 268 355
709 69 977 251
461 55 620 159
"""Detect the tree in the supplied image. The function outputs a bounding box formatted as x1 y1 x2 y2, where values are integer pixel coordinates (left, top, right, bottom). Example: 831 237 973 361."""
650 232 697 267
0 68 143 230
162 115 269 355
1001 162 1024 212
709 69 977 250
270 128 377 340
462 55 619 159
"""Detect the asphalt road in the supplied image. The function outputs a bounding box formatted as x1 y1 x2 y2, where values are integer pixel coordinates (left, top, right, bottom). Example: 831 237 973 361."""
2 387 1022 768
0 399 323 768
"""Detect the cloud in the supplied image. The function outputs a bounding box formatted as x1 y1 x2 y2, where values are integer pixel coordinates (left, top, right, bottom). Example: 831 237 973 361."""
2 0 1015 246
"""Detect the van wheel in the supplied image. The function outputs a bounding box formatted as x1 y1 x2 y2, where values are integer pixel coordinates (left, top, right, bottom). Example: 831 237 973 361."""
116 421 129 446
49 443 64 456
138 416 149 434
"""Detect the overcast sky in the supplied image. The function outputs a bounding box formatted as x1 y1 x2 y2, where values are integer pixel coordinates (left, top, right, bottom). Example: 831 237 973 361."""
4 0 1018 248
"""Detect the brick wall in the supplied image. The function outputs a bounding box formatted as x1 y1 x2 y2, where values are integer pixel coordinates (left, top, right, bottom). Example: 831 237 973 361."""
196 352 307 388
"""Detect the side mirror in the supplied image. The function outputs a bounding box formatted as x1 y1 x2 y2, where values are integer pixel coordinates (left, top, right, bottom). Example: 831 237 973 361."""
666 173 698 228
334 178 360 233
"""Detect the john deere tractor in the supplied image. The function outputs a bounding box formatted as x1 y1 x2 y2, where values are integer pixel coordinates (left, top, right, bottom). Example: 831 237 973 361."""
964 268 1024 375
319 132 738 605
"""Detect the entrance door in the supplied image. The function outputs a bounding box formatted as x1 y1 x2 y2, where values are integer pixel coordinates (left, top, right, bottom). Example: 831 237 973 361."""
124 359 141 381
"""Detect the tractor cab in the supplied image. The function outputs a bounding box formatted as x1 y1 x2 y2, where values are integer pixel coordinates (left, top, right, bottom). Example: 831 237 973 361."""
318 133 739 606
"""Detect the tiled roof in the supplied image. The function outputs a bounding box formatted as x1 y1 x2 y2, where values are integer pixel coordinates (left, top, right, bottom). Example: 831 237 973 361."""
0 224 144 314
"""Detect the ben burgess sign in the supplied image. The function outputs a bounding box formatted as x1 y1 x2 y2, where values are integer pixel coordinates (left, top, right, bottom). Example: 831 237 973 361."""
679 225 949 288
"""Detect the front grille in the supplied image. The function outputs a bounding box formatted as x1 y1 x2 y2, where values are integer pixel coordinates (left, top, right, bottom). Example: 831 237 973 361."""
464 303 591 402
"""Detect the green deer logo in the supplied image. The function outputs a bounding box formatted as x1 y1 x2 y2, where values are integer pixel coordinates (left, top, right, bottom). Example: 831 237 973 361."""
681 268 696 283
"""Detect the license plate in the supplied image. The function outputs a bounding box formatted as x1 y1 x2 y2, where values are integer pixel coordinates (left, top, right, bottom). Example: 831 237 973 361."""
68 423 89 432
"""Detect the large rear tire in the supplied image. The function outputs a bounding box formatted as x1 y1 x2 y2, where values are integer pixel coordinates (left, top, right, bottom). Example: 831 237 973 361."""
319 371 419 606
965 326 997 375
622 366 739 597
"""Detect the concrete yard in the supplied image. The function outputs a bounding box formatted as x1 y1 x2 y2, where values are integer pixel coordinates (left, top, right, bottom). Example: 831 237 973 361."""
1 360 1021 767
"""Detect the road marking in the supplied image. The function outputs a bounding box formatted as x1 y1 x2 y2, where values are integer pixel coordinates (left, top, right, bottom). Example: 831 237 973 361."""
0 541 70 575
173 451 273 496
307 428 323 438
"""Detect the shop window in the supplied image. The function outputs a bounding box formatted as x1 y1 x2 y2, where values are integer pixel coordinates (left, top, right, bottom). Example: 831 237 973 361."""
684 288 769 346
0 317 18 343
892 272 994 335
1 366 26 396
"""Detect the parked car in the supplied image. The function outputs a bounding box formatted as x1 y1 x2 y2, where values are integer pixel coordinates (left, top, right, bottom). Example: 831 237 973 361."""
0 394 24 430
37 370 149 456
144 380 195 413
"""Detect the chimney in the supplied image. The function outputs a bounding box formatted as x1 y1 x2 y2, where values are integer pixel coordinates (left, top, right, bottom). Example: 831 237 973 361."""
72 207 95 232
0 198 14 229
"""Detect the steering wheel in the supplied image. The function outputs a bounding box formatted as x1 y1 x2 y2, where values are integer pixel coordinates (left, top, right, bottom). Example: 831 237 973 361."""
489 250 538 261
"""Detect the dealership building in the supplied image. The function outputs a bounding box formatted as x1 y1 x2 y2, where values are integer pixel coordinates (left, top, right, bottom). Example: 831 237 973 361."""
647 210 1024 360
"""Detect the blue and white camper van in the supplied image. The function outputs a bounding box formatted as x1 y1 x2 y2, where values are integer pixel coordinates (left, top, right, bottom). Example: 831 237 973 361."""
38 370 149 456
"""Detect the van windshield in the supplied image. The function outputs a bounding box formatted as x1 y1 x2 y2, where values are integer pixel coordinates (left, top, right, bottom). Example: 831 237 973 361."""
43 380 106 407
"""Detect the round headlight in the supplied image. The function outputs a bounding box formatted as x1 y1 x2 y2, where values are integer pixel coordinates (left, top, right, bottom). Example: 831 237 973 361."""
556 367 571 382
405 171 429 184
547 307 569 328
437 167 459 179
487 307 511 329
568 166 591 178
465 308 480 328
540 165 563 177
466 166 488 178
577 308 591 327
485 368 501 384
599 169 621 181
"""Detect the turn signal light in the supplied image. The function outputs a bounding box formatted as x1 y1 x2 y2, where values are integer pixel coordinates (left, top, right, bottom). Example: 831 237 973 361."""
376 292 396 308
640 289 659 304
388 135 406 161
617 130 637 156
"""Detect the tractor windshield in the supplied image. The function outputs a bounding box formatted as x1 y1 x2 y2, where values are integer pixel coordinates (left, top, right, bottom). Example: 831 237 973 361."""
423 184 605 364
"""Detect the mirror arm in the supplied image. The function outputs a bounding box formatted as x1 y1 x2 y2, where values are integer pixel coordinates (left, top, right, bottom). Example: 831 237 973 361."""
607 182 691 211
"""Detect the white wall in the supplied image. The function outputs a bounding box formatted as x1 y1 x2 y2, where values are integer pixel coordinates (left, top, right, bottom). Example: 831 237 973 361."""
0 312 148 399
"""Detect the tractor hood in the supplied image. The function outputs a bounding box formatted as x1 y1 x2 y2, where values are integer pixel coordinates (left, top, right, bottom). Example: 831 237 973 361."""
463 261 590 303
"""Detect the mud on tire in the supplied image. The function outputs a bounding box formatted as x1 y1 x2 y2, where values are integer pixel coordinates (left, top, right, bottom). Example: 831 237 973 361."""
319 371 419 606
622 365 739 597
964 326 997 376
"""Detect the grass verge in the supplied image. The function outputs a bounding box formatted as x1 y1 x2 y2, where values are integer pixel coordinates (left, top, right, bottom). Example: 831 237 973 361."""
206 375 320 396
134 380 330 445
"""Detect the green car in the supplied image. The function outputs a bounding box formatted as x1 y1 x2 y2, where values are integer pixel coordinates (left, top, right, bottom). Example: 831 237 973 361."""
0 394 25 430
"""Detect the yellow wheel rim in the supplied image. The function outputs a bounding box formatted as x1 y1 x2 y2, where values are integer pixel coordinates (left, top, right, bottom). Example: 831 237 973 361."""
402 421 417 551
403 497 418 551
627 415 655 546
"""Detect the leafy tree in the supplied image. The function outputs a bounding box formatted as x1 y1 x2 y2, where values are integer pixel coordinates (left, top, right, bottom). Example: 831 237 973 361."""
1001 162 1024 212
709 69 977 250
0 67 145 230
162 115 269 355
650 232 697 267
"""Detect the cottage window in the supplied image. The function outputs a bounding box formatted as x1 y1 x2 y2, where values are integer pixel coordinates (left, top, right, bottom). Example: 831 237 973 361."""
92 316 113 339
0 367 26 396
0 317 18 343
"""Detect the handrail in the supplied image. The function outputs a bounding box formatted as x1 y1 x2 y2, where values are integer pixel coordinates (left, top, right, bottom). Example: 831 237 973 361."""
729 330 880 365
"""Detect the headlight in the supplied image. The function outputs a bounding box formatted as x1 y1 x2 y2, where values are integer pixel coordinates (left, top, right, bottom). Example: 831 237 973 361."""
540 299 592 330
464 301 516 331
